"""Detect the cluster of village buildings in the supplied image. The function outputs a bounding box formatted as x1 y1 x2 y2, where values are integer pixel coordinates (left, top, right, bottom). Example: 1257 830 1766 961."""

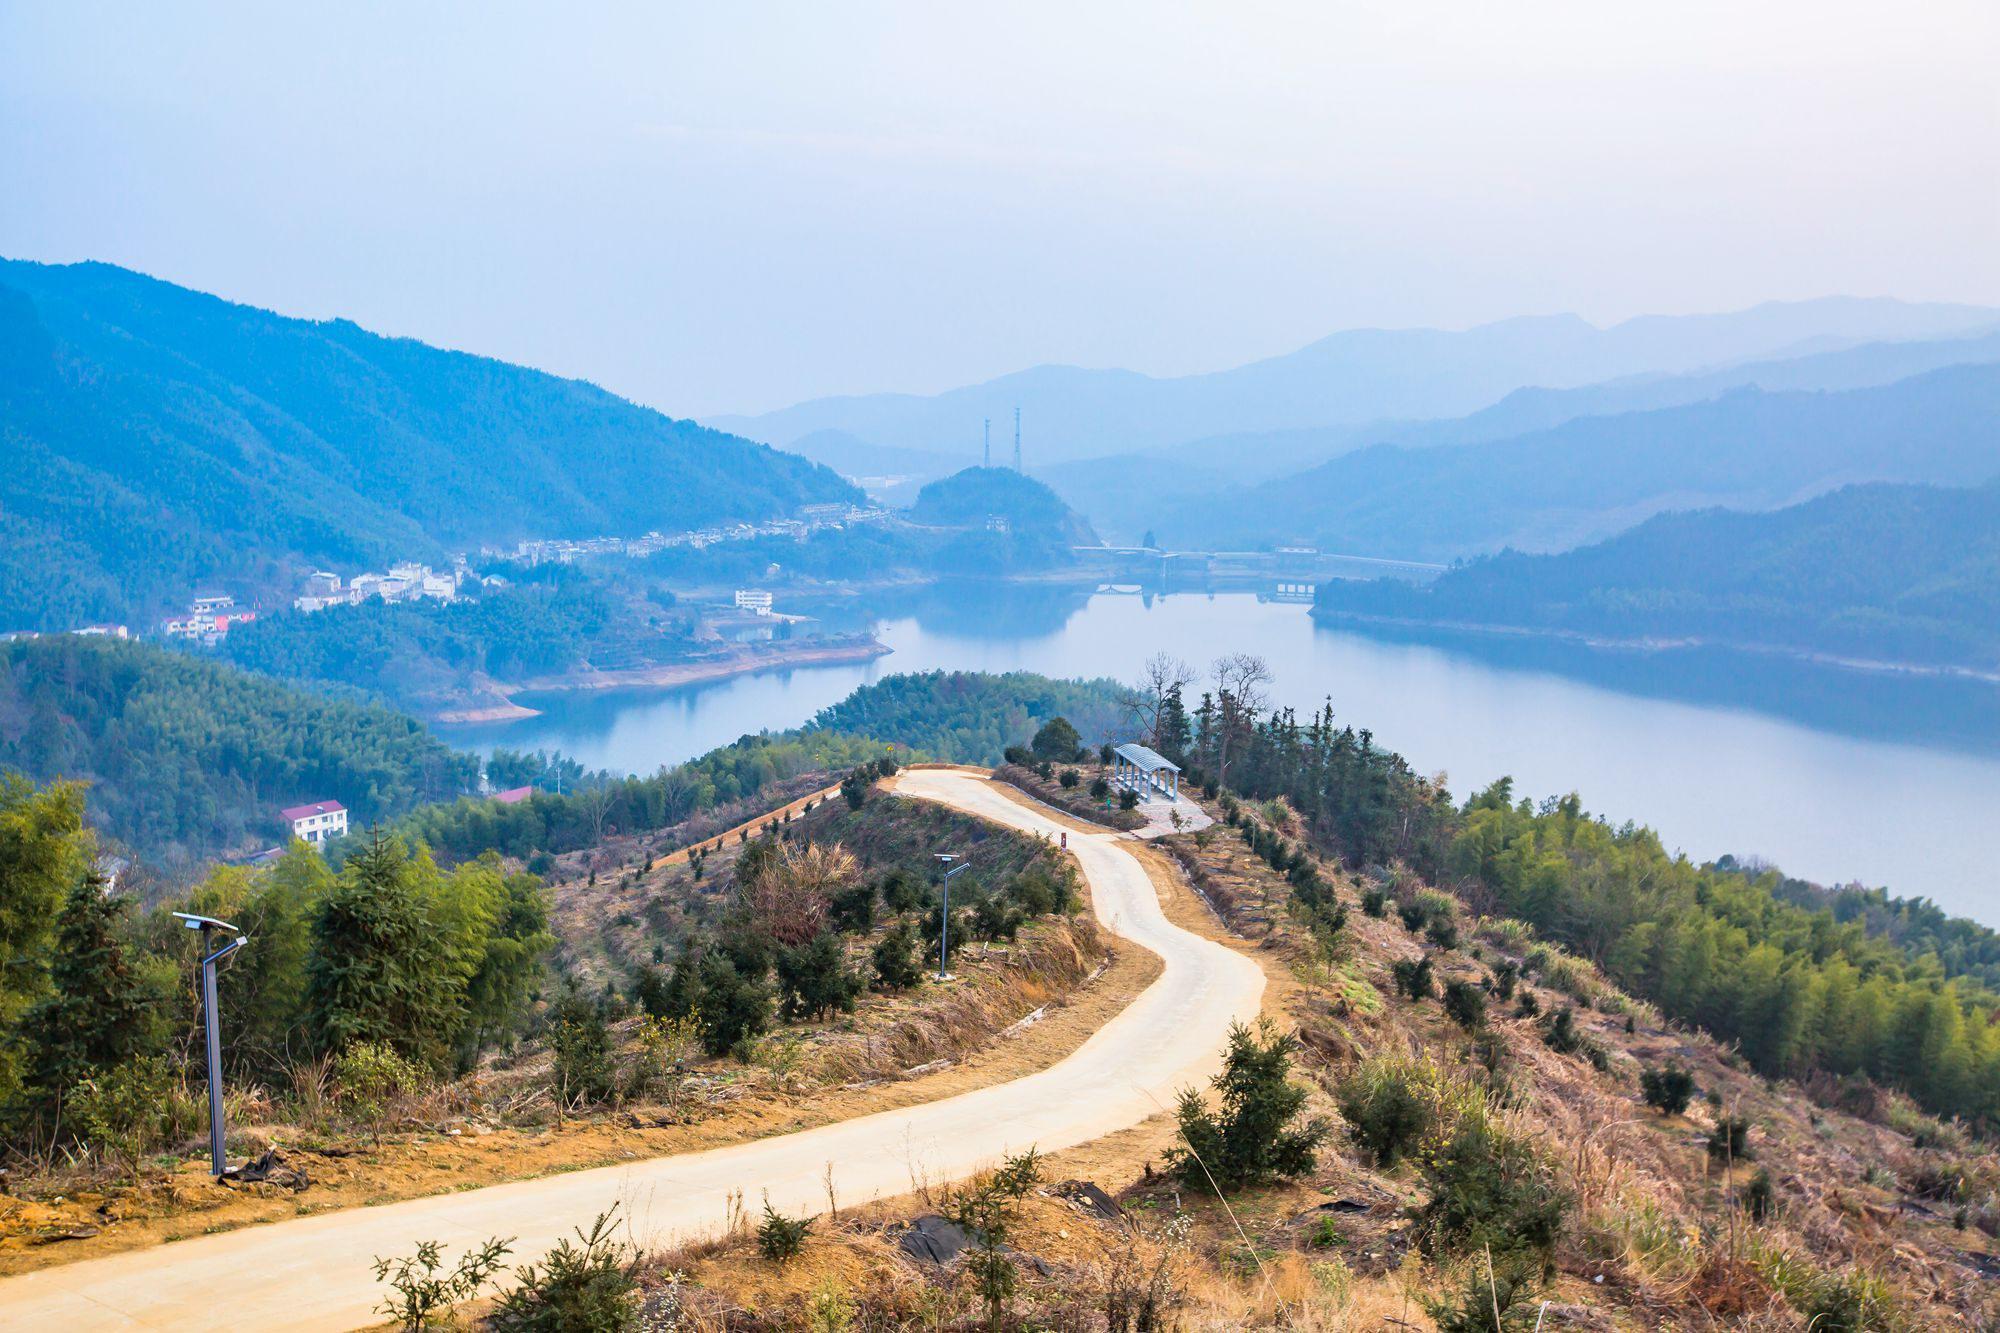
163 593 259 644
290 559 474 614
25 503 895 852
486 502 886 567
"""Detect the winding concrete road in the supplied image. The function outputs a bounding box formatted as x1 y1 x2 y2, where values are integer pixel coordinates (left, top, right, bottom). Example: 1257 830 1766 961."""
0 769 1265 1330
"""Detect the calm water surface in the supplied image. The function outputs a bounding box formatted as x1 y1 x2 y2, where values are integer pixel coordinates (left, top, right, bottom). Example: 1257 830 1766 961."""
440 587 2000 924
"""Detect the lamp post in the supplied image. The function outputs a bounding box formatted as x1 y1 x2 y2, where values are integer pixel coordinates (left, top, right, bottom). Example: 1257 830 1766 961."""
173 912 249 1177
933 853 971 981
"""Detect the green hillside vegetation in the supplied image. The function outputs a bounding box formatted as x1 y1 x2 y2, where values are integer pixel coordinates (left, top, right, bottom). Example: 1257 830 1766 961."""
0 773 550 1145
907 466 1096 541
395 671 1131 865
1175 693 2000 1126
394 731 895 865
553 778 1082 1033
807 670 1132 764
1314 479 2000 670
1767 871 2000 995
0 635 475 857
0 259 858 629
218 565 698 714
1168 363 2000 560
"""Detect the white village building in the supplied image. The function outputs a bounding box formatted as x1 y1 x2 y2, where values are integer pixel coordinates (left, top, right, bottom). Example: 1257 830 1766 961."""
282 800 349 845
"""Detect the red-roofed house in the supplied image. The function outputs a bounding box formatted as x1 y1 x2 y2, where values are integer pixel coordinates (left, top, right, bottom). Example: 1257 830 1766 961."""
282 800 348 844
492 786 535 805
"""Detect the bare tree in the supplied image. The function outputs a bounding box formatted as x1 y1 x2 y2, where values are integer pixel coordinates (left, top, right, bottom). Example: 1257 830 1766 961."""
1209 652 1272 787
655 765 698 825
579 780 615 844
741 840 858 947
1211 652 1272 713
1133 652 1196 746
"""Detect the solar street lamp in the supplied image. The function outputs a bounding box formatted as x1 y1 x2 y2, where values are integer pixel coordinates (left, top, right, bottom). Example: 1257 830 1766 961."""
933 853 971 981
173 912 249 1177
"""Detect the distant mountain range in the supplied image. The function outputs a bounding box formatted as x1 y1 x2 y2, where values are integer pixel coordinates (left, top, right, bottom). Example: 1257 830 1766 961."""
1040 327 2000 541
1314 478 2000 673
0 259 859 630
712 297 2000 467
1158 362 2000 560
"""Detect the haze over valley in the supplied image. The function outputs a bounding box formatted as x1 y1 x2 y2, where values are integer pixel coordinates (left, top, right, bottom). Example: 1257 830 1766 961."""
4 6 2000 1330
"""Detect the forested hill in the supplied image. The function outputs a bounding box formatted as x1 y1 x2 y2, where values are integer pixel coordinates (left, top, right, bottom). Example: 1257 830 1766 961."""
389 670 1129 864
0 259 860 630
1313 479 2000 671
808 670 1129 762
0 634 475 857
1166 362 2000 561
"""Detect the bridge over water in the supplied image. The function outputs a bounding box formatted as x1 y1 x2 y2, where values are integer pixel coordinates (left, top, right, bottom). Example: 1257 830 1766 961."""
1072 545 1445 587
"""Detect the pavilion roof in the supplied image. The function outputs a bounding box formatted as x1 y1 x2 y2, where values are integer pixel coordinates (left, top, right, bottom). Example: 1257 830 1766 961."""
1113 742 1180 773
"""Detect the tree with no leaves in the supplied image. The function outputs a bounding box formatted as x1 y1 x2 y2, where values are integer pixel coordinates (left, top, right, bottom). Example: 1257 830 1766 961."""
1134 652 1196 747
577 779 615 845
740 840 859 948
1209 652 1272 787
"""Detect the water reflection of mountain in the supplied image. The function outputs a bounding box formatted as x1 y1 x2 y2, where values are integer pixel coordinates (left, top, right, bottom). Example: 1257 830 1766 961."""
860 579 1097 639
1324 619 2000 757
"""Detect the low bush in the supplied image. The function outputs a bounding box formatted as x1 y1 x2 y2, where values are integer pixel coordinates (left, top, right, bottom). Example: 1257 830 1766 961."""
775 932 864 1021
1541 1007 1599 1064
950 1149 1044 1329
1639 1063 1697 1116
490 1209 638 1331
1391 955 1435 1001
70 1054 171 1180
1740 1168 1775 1222
1905 1160 1968 1203
1414 1108 1571 1269
1707 1115 1753 1163
1754 1243 1903 1333
335 1040 427 1143
1335 1054 1477 1167
872 920 925 991
757 1199 813 1263
546 991 615 1108
1423 1258 1543 1333
373 1235 514 1332
1441 978 1486 1030
1171 1020 1330 1191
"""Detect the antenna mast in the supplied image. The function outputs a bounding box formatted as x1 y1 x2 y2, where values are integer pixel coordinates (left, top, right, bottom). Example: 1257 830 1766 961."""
983 418 990 468
1013 406 1022 472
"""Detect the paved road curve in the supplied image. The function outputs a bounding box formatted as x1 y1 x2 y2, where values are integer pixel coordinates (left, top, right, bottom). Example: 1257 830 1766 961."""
0 770 1265 1330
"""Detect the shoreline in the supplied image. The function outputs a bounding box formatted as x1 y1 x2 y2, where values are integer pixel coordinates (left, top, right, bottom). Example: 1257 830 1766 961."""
432 636 892 725
1309 608 2000 686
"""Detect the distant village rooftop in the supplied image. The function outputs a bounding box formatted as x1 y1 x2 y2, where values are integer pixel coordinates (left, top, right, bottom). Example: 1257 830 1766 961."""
281 799 349 846
280 799 346 821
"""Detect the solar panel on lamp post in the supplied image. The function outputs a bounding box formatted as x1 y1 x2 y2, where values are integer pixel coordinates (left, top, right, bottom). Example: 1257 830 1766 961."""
933 853 971 980
173 912 249 1177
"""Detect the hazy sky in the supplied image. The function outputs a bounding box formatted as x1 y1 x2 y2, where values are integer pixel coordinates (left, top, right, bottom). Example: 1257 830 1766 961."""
4 2 1996 416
